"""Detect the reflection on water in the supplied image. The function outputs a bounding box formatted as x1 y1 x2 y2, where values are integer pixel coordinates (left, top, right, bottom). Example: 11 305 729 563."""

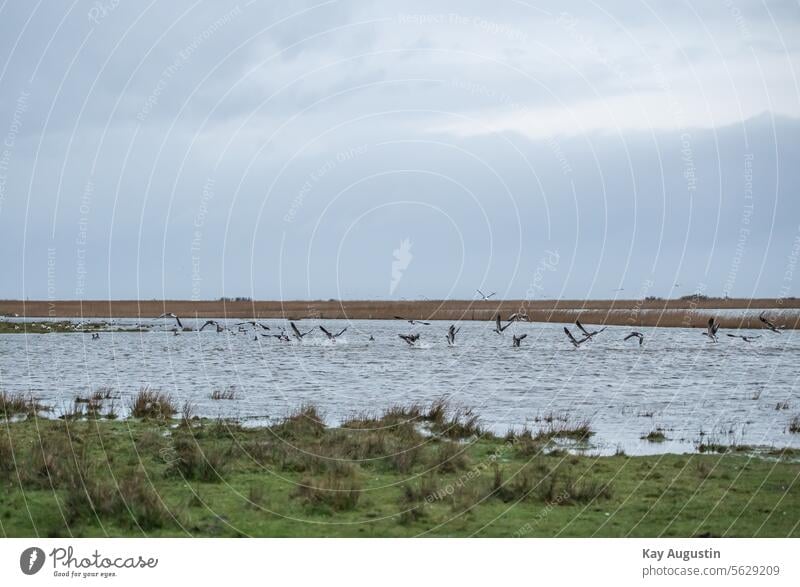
0 318 798 455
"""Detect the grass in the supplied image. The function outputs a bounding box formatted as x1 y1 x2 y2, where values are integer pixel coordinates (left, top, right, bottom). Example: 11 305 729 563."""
129 387 177 420
210 387 237 401
1 391 52 417
0 405 797 537
641 428 668 443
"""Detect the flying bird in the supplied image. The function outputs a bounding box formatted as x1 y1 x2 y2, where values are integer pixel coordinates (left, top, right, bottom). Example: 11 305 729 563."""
576 319 606 340
290 322 314 340
271 330 290 342
512 334 527 347
445 324 460 346
623 331 644 346
493 314 512 334
319 325 348 342
237 321 271 331
398 333 420 346
726 333 761 343
158 312 183 329
702 318 720 342
476 289 496 301
758 312 782 333
200 320 225 332
394 316 430 326
563 327 590 348
507 311 529 322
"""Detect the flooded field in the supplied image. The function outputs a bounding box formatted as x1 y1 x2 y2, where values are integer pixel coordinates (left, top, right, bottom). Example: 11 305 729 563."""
1 317 798 455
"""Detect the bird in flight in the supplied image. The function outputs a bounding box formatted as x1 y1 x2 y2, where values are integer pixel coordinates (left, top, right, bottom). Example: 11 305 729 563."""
445 324 459 346
758 312 782 333
394 316 431 326
512 334 527 347
563 327 590 348
158 312 183 329
702 318 720 342
270 330 290 342
726 333 760 343
576 319 605 340
200 320 224 332
493 314 512 334
237 321 271 331
398 333 420 346
623 331 644 346
319 325 348 342
476 289 496 301
507 311 529 322
290 322 314 340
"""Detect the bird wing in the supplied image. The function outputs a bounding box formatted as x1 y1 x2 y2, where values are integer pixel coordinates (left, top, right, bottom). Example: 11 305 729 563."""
495 314 502 331
258 323 270 330
335 327 348 337
175 316 183 328
487 292 496 298
518 334 527 341
476 289 485 298
623 332 635 341
564 327 579 345
575 320 590 336
319 326 333 338
290 322 302 338
394 316 406 321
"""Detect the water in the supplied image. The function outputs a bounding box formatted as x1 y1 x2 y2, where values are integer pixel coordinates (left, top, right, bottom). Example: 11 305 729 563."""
1 317 798 455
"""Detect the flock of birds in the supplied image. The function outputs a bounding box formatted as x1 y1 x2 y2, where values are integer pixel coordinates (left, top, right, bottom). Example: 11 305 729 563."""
134 309 786 349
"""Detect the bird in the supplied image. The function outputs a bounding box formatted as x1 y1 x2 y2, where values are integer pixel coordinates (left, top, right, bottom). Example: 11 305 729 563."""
398 333 420 346
493 314 512 334
445 324 459 346
623 331 644 346
726 333 760 343
290 322 314 340
476 289 496 301
91 333 100 340
319 325 347 342
758 311 782 334
237 321 270 331
507 311 529 322
368 335 375 341
158 312 183 329
271 330 290 342
576 319 606 340
563 327 590 348
701 318 720 342
394 316 430 326
200 320 224 332
512 334 527 347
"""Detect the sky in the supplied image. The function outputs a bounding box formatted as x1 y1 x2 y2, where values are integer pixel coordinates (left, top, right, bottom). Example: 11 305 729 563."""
0 0 799 301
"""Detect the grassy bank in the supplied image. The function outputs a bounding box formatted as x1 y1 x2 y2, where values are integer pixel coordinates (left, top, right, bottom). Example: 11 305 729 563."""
2 298 799 328
1 400 798 538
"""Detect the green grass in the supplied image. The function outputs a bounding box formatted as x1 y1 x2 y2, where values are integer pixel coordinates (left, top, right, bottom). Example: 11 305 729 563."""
0 408 798 538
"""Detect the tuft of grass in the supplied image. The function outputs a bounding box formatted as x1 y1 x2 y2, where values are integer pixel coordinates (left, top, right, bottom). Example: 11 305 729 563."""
533 418 593 442
130 387 176 420
1 392 51 417
291 473 362 513
430 441 471 473
642 428 667 443
165 435 229 482
210 387 237 401
273 404 326 440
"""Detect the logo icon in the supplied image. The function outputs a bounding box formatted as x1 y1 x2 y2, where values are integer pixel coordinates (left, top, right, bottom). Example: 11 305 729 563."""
389 238 413 295
20 547 46 575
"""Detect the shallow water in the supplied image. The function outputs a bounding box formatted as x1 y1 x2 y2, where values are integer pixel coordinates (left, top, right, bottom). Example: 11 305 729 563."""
0 317 798 455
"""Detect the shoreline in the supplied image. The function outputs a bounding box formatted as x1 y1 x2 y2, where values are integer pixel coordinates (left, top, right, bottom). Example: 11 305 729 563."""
2 298 800 329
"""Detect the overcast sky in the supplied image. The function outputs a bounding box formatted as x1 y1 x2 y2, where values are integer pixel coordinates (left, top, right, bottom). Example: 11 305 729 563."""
1 0 799 301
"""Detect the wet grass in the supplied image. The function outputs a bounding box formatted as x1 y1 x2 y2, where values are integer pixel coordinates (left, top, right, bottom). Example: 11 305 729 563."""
0 403 798 537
